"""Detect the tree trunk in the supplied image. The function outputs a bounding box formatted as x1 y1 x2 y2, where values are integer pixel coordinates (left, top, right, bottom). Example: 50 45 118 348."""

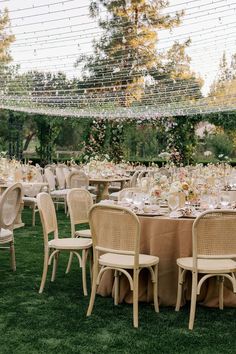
23 132 36 151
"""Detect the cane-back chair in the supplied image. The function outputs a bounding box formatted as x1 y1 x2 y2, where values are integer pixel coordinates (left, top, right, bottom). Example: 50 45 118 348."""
37 192 92 295
44 168 68 213
87 204 159 328
175 210 236 330
67 171 96 199
0 183 22 271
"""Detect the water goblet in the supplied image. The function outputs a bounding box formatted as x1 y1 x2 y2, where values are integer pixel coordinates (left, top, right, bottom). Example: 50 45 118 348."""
168 193 179 212
207 194 218 210
133 192 144 211
219 192 231 208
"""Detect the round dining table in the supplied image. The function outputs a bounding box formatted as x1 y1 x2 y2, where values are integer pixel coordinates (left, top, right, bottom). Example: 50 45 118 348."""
97 214 236 308
89 176 130 201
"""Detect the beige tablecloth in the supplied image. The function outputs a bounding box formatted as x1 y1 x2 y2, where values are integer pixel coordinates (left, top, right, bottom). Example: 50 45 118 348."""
97 216 236 307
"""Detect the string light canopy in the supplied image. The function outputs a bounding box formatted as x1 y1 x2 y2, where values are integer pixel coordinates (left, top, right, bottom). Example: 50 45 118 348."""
0 0 235 121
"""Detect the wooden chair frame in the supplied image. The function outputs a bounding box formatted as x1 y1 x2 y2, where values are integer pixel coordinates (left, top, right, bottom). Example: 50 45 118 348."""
37 192 92 295
0 183 22 271
175 209 236 330
87 204 159 328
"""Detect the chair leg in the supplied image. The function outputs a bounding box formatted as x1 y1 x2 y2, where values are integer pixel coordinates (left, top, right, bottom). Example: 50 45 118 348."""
189 272 198 330
87 257 98 316
82 249 88 296
32 204 36 226
219 276 224 310
39 250 49 294
114 270 119 305
51 252 59 282
133 269 139 328
65 252 74 274
64 198 67 214
153 264 159 313
10 241 16 272
89 248 93 283
175 266 183 311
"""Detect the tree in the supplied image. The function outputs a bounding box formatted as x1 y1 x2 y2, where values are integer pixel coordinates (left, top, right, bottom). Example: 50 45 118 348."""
0 8 15 95
34 115 63 165
209 52 236 111
78 0 186 107
0 8 15 65
76 1 203 162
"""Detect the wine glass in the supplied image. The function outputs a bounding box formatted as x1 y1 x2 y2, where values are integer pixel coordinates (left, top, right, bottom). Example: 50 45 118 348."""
168 193 179 212
121 191 133 204
219 192 231 208
132 192 144 211
207 194 218 209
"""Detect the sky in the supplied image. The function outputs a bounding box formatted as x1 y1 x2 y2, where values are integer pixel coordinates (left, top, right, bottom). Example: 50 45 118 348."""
1 0 236 97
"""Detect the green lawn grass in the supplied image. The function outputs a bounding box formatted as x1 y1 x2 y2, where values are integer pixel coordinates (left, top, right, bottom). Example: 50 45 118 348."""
0 208 236 354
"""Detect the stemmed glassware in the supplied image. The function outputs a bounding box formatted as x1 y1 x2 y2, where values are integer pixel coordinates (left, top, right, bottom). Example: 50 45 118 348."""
219 192 231 208
168 194 179 212
132 192 145 211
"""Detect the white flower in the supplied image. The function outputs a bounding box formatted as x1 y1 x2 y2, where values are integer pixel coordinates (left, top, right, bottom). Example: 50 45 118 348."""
159 175 168 184
169 181 182 193
204 150 212 157
158 152 171 160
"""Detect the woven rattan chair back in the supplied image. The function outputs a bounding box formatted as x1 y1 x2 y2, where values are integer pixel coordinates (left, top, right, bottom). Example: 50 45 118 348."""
0 183 22 230
56 166 66 189
44 168 56 191
89 204 140 258
129 171 141 187
137 170 146 181
28 166 42 182
63 167 70 187
118 187 142 202
68 171 89 189
44 164 56 173
193 210 236 262
37 192 58 240
67 188 93 228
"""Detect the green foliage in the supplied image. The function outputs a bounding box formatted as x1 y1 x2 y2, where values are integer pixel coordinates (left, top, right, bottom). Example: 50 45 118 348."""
108 121 124 162
164 116 202 165
34 115 63 165
55 117 92 152
0 109 9 151
206 133 234 158
83 119 109 159
207 111 236 131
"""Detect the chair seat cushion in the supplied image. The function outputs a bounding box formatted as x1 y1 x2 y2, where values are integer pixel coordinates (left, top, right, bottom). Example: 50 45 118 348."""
49 237 92 250
50 189 68 196
75 229 91 238
23 196 37 203
99 253 159 269
177 257 236 273
0 228 13 243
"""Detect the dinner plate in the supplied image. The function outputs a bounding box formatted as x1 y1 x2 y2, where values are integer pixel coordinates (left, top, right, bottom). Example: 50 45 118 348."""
136 212 165 217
